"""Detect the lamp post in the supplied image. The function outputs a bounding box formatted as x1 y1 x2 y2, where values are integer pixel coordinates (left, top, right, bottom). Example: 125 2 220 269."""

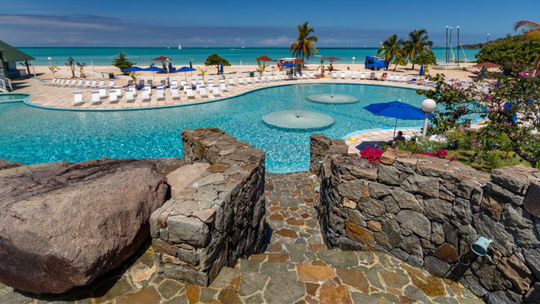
47 57 52 78
456 26 460 66
421 99 437 137
352 56 355 69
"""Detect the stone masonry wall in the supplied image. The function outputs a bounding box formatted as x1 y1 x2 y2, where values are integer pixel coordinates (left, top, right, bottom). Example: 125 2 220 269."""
312 134 540 304
150 128 266 286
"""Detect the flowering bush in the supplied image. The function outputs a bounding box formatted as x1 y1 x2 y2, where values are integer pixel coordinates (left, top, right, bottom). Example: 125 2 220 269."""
422 148 455 161
360 146 385 162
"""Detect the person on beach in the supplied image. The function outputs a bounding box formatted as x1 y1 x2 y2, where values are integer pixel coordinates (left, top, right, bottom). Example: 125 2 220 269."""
329 63 334 71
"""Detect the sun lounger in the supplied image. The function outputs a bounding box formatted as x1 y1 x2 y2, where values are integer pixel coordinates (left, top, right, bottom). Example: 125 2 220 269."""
156 87 165 100
72 91 83 104
107 79 115 88
227 76 236 86
125 89 135 102
351 71 357 79
75 78 83 87
331 71 338 79
370 72 376 80
220 81 228 92
141 87 151 101
54 78 62 86
68 79 77 87
246 76 253 84
186 88 195 98
98 87 107 99
90 79 97 88
211 85 221 97
109 91 118 103
171 79 178 88
91 91 101 104
98 79 105 87
198 86 208 98
360 73 366 80
237 76 245 85
340 71 346 79
83 79 90 87
170 87 180 99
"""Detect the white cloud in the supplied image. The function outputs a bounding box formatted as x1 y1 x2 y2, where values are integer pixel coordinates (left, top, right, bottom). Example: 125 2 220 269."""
260 35 291 46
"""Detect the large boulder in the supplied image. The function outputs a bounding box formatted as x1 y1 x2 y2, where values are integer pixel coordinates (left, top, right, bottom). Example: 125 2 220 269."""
0 158 169 294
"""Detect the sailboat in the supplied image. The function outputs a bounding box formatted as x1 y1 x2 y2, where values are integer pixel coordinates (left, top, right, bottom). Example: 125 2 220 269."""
178 43 182 50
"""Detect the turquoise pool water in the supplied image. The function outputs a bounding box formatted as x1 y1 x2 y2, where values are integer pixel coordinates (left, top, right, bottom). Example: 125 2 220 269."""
0 84 454 172
0 93 31 103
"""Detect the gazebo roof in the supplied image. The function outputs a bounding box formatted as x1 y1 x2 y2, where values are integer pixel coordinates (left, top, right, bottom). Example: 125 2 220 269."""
0 41 35 63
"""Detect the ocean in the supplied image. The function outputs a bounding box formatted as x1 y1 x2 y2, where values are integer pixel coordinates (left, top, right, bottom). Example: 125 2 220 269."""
19 47 479 66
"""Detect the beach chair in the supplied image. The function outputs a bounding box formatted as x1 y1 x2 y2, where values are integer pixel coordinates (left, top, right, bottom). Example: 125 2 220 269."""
72 91 83 105
156 87 165 100
91 91 101 104
90 79 97 88
98 79 105 87
237 75 245 86
115 87 123 98
341 71 346 79
198 86 208 98
370 72 376 80
171 87 180 100
171 79 178 88
125 89 135 102
138 79 145 87
186 88 195 98
98 87 107 99
147 79 153 87
400 75 408 82
246 76 253 85
141 87 151 101
109 91 118 103
107 79 115 88
351 71 357 79
125 80 134 87
68 79 77 87
83 79 91 87
76 78 83 87
228 76 236 86
360 73 366 80
212 85 221 97
331 71 338 79
219 80 228 92
53 78 60 86
260 74 266 82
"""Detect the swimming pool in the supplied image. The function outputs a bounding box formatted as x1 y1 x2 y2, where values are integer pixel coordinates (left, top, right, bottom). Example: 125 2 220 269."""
0 93 31 103
0 84 463 173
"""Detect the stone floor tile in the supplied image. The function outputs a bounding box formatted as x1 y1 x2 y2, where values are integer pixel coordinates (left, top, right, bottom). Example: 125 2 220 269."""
336 268 370 293
157 279 185 300
114 286 161 304
296 264 336 282
238 272 269 296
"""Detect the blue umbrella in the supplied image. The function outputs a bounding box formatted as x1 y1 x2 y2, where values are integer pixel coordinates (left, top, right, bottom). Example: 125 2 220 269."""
419 64 424 76
121 66 144 72
144 66 165 72
364 100 432 139
283 62 296 67
175 66 197 80
189 61 193 69
220 63 224 74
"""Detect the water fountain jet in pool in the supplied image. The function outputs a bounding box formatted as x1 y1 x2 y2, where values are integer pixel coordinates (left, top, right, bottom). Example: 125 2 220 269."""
262 111 334 130
306 93 359 104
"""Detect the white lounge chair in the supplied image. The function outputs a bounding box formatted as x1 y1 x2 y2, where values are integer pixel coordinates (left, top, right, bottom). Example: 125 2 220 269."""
246 76 253 84
107 79 115 88
360 73 366 80
199 86 208 98
156 87 165 100
68 79 77 87
237 76 245 85
75 78 83 87
72 91 83 104
141 87 151 101
341 71 346 79
125 89 135 102
351 71 357 79
331 71 338 79
228 76 236 86
109 91 118 103
91 91 100 104
171 87 180 99
98 79 105 87
219 81 228 92
171 79 178 87
90 79 97 88
186 88 195 98
212 85 221 97
98 87 107 99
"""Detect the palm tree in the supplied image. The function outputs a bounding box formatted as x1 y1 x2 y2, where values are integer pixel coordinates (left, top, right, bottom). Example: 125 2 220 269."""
403 29 433 69
290 21 318 63
514 20 540 70
377 34 404 70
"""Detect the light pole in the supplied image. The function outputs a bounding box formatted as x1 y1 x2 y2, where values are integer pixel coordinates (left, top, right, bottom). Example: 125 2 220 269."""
449 27 453 63
352 56 355 69
445 26 449 65
47 57 52 78
456 26 460 66
422 99 437 137
486 33 490 43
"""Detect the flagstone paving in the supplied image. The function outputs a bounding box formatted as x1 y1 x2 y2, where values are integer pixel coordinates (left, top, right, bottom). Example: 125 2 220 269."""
0 172 483 303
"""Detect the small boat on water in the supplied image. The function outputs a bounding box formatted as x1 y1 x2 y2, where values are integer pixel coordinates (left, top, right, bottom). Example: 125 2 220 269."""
178 43 182 50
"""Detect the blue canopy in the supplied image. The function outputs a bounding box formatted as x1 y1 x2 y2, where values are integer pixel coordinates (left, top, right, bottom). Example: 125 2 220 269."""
364 100 432 140
144 66 165 72
176 66 196 72
419 64 424 76
283 62 296 67
122 66 144 72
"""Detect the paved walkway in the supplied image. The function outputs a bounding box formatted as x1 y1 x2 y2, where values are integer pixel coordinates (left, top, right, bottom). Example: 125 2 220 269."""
0 172 482 304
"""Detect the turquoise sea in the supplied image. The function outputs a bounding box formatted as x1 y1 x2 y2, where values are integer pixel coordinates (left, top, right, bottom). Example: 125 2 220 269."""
19 47 479 66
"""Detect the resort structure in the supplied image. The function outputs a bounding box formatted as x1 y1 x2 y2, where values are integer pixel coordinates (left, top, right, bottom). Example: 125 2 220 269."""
0 4 539 304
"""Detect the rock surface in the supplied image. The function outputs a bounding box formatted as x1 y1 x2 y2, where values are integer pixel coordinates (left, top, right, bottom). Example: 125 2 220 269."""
0 158 168 294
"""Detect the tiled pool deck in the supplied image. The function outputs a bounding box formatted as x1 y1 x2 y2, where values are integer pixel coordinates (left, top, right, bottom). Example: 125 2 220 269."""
0 172 482 304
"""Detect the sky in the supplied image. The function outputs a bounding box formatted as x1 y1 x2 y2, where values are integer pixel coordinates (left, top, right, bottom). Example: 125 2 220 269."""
1 0 539 47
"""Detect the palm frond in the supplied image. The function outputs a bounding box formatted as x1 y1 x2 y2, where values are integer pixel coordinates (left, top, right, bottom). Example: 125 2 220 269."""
514 20 540 31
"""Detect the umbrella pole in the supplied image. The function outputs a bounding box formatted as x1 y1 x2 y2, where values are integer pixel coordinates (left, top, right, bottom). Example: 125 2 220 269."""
392 118 398 140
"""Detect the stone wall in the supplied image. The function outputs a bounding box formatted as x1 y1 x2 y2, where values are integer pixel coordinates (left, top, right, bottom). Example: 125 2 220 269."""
150 128 266 286
313 134 540 304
